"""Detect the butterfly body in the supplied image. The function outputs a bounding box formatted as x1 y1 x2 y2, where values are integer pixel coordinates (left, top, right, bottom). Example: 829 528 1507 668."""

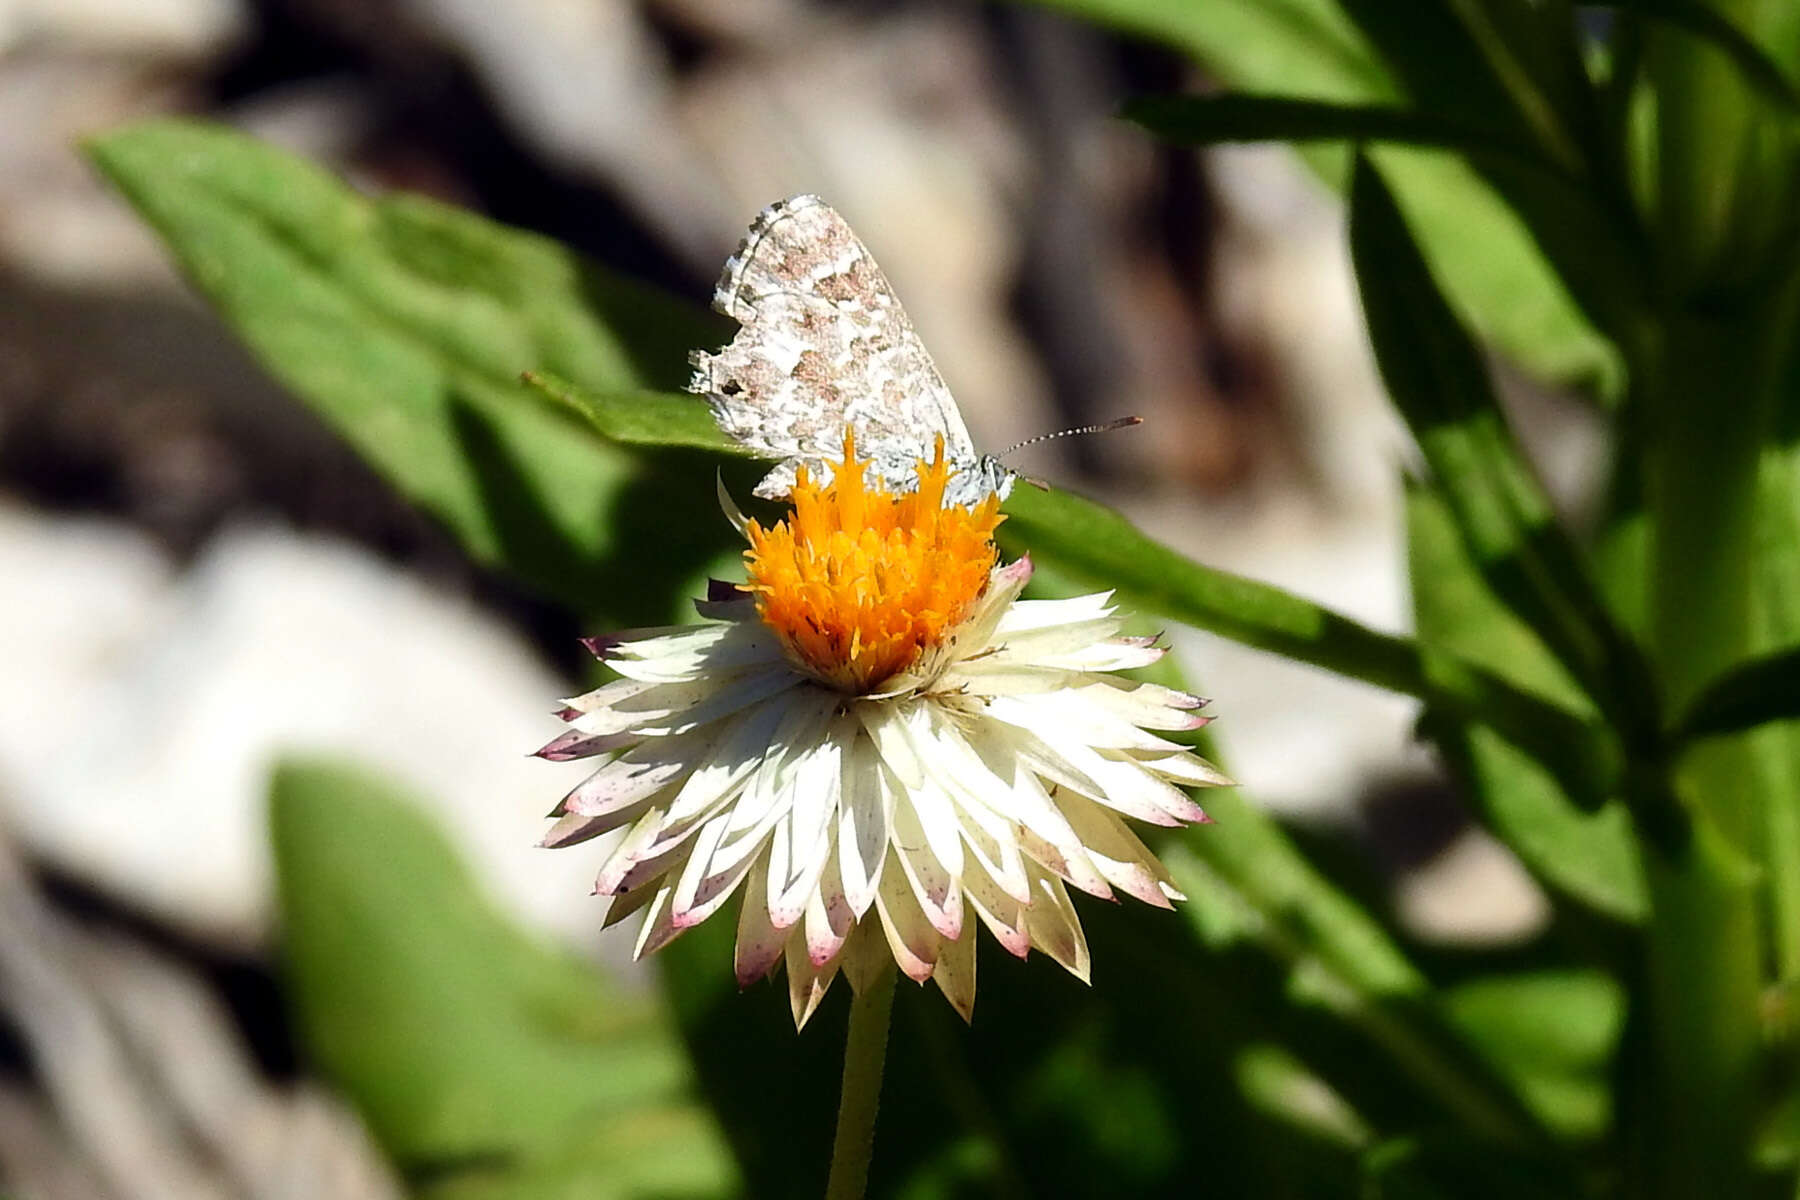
688 194 1014 508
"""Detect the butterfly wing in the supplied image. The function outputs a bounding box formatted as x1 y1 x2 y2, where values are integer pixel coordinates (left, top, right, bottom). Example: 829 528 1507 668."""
688 195 979 498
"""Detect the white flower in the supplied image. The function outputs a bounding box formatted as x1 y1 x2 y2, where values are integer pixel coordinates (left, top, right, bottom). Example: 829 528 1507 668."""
536 434 1228 1027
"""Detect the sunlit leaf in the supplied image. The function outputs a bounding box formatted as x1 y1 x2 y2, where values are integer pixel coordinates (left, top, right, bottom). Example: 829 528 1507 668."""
1351 155 1656 750
1603 0 1800 110
1016 0 1622 393
521 372 747 457
268 758 737 1199
1407 486 1647 922
88 118 734 622
1445 971 1624 1140
1673 646 1800 742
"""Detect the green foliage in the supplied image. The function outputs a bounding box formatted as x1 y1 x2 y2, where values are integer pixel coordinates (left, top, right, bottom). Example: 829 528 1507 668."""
268 759 737 1199
1031 0 1623 394
97 2 1800 1188
86 119 736 624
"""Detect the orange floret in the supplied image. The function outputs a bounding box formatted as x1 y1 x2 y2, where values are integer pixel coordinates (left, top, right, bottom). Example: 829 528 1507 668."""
743 430 1004 692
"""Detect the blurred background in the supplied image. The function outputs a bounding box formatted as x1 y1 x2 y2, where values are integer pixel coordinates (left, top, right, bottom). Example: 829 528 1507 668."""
0 1 1598 1195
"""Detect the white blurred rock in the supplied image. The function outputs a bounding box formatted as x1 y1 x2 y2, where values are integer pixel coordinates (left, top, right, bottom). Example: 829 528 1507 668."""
398 0 728 264
1396 829 1550 945
0 0 243 58
0 505 599 950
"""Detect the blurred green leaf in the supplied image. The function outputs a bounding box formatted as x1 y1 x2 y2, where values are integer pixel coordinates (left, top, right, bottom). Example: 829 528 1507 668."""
1021 0 1392 102
1019 0 1621 392
1603 0 1800 110
1445 971 1624 1140
1408 486 1647 922
1350 154 1656 748
87 118 734 622
269 758 737 1199
999 484 1615 808
1334 0 1566 157
1672 646 1800 742
1121 94 1547 163
1751 445 1800 983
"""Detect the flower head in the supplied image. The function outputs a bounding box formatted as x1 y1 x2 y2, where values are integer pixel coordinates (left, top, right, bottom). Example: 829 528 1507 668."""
536 433 1228 1027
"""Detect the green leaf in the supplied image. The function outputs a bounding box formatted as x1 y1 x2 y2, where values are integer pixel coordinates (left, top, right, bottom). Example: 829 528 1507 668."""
1603 0 1800 111
1018 0 1393 103
1121 94 1547 163
1021 0 1622 393
268 758 737 1199
1349 155 1656 749
1408 486 1647 922
1750 444 1800 980
1444 971 1624 1141
1672 646 1800 742
521 372 747 458
998 483 1615 807
87 118 735 622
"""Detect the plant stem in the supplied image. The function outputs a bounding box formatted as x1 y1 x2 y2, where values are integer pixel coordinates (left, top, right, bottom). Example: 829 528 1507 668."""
825 967 896 1200
1634 300 1781 1196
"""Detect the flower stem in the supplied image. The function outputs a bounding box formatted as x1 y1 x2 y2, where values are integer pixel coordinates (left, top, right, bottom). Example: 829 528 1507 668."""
825 967 895 1200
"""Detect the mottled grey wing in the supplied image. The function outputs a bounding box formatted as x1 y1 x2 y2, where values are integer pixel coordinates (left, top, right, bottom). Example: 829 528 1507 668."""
687 195 978 498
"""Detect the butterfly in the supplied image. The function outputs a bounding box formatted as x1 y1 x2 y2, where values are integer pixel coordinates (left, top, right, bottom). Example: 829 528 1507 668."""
686 194 1015 509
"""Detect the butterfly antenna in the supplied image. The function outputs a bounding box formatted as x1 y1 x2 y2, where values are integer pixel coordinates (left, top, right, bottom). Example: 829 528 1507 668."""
999 415 1142 460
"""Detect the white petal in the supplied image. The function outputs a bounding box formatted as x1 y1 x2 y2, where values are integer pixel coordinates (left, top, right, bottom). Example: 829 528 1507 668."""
596 622 783 683
933 927 977 1022
965 727 1113 899
1033 637 1164 673
891 791 964 940
632 882 684 959
1129 748 1235 788
670 811 735 923
533 727 642 761
941 556 1035 654
976 719 1107 806
958 855 1031 958
952 809 1031 906
874 852 940 982
804 844 855 966
994 592 1115 634
768 752 844 928
856 700 925 790
977 705 1197 826
601 880 659 929
733 858 786 986
787 932 839 1030
1023 871 1090 984
716 472 753 539
660 699 791 828
1077 677 1210 731
559 675 663 717
702 694 836 891
838 734 891 918
983 691 1185 753
630 667 801 736
561 725 717 817
538 807 624 850
593 804 670 895
1057 792 1184 908
886 705 965 879
939 660 1088 698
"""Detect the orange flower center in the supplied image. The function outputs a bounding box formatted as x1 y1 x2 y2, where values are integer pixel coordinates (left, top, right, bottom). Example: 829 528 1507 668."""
744 431 1003 693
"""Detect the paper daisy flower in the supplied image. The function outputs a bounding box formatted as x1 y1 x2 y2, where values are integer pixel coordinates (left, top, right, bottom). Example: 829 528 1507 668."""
535 433 1228 1027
